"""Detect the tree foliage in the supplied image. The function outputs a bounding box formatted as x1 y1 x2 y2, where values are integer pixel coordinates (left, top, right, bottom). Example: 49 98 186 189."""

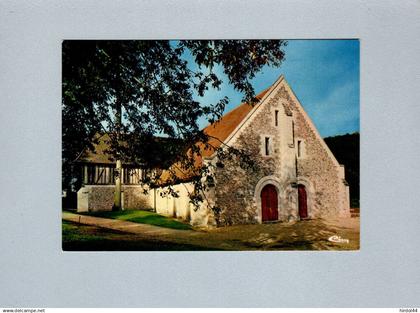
62 40 287 208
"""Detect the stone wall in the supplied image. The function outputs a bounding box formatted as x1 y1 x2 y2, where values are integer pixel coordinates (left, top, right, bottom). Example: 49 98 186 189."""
279 84 348 217
77 185 151 212
123 186 153 210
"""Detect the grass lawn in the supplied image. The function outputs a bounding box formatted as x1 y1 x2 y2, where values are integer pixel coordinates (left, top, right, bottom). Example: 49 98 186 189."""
62 221 216 251
81 209 192 230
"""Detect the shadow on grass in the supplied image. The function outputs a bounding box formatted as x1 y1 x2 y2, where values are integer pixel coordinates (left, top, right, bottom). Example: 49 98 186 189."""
62 221 220 251
81 209 192 230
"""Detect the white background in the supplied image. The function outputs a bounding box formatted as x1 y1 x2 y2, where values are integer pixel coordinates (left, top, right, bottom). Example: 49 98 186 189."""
0 0 419 308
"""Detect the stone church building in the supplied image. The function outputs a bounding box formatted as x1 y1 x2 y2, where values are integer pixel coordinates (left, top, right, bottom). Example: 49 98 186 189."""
76 75 350 226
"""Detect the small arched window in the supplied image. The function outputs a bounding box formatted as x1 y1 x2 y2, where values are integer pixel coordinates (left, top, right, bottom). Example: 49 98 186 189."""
274 110 279 127
296 139 305 158
265 137 270 156
297 140 302 157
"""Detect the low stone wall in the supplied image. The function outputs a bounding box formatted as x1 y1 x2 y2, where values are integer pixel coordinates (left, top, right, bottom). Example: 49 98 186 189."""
77 185 152 212
123 186 153 210
76 183 212 227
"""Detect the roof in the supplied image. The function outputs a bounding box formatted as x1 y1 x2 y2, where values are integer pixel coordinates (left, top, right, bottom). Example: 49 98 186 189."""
75 133 183 165
200 88 270 157
76 133 116 164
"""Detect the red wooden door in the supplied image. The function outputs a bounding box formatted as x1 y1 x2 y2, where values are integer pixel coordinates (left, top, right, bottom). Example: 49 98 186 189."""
298 184 308 219
261 184 278 222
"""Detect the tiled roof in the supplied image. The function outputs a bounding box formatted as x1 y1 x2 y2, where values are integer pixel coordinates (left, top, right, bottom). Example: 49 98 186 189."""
201 88 270 157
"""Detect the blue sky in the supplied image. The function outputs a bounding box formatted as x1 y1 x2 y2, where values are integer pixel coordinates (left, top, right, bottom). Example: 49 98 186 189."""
191 40 359 138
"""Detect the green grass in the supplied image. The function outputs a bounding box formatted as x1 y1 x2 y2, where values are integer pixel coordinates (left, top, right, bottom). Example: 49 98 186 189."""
62 221 216 251
62 220 100 242
82 209 192 230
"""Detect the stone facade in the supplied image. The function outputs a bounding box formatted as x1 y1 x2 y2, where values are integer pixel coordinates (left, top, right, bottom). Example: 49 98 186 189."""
211 100 283 225
201 76 350 226
280 85 350 218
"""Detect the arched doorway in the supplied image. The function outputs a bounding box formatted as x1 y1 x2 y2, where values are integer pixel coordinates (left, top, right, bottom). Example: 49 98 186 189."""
261 184 278 222
298 184 308 219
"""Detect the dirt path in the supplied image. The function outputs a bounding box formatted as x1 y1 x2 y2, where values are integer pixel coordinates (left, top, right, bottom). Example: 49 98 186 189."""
205 217 360 250
62 212 359 250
